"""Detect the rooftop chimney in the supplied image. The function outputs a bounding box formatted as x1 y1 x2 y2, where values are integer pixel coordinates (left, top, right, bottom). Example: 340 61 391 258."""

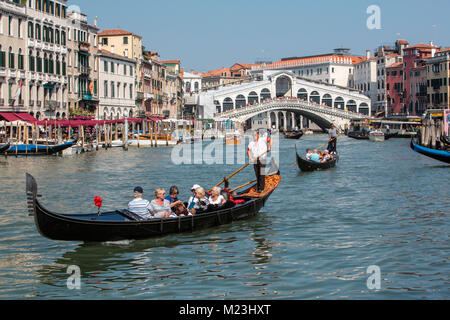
366 50 371 59
94 16 98 27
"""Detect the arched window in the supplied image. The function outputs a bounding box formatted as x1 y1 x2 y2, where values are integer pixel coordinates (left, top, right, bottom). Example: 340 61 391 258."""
359 103 369 115
8 47 14 69
61 31 66 46
28 21 34 38
346 100 357 112
35 24 41 40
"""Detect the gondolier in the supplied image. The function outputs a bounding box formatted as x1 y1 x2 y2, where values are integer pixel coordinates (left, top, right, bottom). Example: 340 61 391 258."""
327 124 340 152
248 130 268 193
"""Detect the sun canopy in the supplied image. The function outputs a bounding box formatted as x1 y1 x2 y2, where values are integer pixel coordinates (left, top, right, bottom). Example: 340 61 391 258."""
0 113 37 122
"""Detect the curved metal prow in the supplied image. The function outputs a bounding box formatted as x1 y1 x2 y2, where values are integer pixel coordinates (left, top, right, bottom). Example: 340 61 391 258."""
26 173 38 216
267 158 280 176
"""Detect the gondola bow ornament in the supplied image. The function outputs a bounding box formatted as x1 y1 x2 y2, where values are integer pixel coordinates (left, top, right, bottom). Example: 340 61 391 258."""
94 196 103 216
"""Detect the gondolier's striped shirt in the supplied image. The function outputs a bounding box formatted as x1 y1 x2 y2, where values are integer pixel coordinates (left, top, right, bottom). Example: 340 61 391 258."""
128 198 153 219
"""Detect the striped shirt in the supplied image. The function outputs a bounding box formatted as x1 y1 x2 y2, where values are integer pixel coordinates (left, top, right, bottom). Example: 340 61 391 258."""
128 198 152 220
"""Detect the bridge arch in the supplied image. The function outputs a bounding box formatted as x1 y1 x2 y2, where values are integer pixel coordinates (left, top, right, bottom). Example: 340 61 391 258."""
297 88 308 101
334 97 344 110
223 97 234 112
359 102 369 115
235 95 246 109
275 75 292 97
346 100 357 112
322 94 333 108
260 88 271 101
248 91 259 105
310 91 320 104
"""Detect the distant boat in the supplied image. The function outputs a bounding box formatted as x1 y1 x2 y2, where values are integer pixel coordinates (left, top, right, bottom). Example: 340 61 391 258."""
7 139 77 156
0 141 10 153
348 131 369 140
369 130 385 142
410 138 450 164
284 130 304 140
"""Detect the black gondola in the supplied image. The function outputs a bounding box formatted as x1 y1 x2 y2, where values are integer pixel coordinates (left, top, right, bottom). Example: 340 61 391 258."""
410 138 450 164
0 141 10 153
25 163 281 242
295 145 338 172
347 131 369 140
284 130 304 140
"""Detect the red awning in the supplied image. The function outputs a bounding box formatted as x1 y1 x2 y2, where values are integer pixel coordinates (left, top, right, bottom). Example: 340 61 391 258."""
15 113 37 122
0 113 20 122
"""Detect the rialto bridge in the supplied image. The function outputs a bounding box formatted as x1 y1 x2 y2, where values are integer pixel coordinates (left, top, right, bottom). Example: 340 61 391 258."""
198 71 372 130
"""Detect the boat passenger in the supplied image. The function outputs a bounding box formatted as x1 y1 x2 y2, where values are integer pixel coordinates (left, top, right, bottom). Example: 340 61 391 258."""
189 187 210 215
165 186 183 211
187 184 201 209
305 149 312 160
128 187 153 220
320 150 331 163
150 188 174 219
310 149 321 163
209 187 226 206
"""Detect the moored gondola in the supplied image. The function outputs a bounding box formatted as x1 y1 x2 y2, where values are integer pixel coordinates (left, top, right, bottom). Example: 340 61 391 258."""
410 138 450 164
25 163 281 242
295 145 338 172
7 138 77 156
347 131 369 140
0 141 10 153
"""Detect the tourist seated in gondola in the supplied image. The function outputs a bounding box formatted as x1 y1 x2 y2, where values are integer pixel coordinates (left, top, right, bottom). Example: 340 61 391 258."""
310 149 321 163
305 149 313 160
320 150 332 163
189 187 210 215
150 188 175 219
165 186 188 216
128 186 153 220
209 187 227 207
187 184 201 209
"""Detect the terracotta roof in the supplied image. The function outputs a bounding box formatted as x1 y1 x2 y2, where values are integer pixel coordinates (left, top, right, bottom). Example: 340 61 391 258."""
98 29 141 38
397 39 409 45
404 43 439 50
437 47 450 53
387 62 403 69
161 60 180 65
99 49 136 63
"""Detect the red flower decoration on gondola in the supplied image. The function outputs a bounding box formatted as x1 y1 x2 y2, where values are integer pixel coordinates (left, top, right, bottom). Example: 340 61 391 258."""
94 196 103 216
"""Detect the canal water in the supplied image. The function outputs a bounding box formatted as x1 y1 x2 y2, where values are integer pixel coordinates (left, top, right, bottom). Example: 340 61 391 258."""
0 134 448 299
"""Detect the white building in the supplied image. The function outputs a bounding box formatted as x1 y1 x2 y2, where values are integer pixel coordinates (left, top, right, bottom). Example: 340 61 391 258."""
98 49 136 119
25 0 70 119
353 50 377 111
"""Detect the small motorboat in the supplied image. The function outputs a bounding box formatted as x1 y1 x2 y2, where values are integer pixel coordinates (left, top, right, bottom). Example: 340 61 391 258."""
369 130 385 142
348 131 369 140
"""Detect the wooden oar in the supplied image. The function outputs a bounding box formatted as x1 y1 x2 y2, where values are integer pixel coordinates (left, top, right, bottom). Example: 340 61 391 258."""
210 150 268 191
230 180 257 193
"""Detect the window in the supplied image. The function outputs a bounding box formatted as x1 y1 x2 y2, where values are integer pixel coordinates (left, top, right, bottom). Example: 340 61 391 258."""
102 38 108 45
8 47 14 69
104 81 108 97
111 62 114 73
111 81 115 98
104 60 108 72
123 37 128 44
8 16 12 36
0 48 5 68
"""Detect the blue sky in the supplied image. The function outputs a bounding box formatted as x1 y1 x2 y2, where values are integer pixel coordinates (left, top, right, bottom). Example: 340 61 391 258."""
69 0 450 72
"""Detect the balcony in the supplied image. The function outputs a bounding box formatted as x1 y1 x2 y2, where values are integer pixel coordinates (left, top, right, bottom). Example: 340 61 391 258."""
8 70 17 78
36 101 42 108
29 100 34 107
136 92 144 101
144 92 154 101
0 67 6 77
0 98 4 106
9 99 15 106
18 99 24 107
78 66 91 76
44 100 58 111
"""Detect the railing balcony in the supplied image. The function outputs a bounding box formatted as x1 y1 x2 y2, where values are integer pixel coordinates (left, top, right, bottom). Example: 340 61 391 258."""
44 100 58 111
9 99 15 106
0 67 6 77
78 66 91 75
36 101 42 108
18 99 24 107
29 100 34 107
